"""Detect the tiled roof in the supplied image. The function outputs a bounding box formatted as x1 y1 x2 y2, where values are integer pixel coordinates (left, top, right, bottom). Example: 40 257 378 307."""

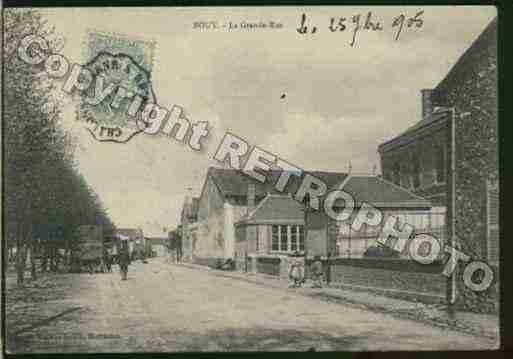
378 108 451 151
237 195 305 225
339 175 431 207
208 167 348 199
208 167 430 213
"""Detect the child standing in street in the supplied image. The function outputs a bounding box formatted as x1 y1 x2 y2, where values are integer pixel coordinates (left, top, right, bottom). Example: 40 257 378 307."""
310 255 323 288
288 251 305 288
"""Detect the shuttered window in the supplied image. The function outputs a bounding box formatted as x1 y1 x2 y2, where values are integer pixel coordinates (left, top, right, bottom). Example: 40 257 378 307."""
486 180 499 264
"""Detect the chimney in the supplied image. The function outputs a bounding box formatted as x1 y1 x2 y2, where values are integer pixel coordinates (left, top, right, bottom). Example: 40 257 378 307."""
421 89 434 122
247 182 256 211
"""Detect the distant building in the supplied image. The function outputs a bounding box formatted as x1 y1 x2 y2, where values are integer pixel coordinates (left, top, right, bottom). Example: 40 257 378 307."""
145 237 168 257
115 228 145 258
180 197 199 262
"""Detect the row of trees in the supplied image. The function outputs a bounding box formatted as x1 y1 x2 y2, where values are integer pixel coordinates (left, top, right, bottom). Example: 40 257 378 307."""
4 9 115 284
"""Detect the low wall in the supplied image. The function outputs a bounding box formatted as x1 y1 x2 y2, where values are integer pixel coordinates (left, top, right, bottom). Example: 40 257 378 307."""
233 255 448 305
328 258 446 298
256 257 280 276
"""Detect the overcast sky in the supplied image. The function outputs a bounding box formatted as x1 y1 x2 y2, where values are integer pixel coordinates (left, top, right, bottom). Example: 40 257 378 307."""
40 6 496 236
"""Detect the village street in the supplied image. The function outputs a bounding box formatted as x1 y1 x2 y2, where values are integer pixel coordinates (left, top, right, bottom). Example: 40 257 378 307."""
6 257 497 353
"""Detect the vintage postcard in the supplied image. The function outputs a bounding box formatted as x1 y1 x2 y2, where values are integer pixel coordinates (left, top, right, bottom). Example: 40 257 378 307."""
2 6 500 353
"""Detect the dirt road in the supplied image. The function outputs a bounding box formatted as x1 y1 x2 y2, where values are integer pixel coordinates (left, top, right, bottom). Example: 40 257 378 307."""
6 258 498 352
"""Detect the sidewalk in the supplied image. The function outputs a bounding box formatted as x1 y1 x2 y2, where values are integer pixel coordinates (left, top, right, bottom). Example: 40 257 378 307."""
176 261 499 341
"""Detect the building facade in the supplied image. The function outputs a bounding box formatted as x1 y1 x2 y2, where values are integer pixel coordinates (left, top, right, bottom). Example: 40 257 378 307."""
180 196 199 262
145 237 168 257
379 17 498 313
433 17 498 313
234 194 305 269
190 167 347 265
378 101 450 207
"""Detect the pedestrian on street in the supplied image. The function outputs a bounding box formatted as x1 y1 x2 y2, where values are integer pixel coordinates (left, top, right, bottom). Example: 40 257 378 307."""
310 255 323 288
288 251 305 288
119 239 131 281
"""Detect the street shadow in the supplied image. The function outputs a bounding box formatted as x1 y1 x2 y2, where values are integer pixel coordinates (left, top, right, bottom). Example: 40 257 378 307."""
7 306 83 353
151 326 367 351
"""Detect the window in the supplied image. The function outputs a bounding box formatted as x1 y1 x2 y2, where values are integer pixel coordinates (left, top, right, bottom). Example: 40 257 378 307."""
290 226 298 251
271 225 305 252
299 226 305 251
256 225 259 251
487 180 499 264
272 225 279 251
436 146 445 183
279 225 287 251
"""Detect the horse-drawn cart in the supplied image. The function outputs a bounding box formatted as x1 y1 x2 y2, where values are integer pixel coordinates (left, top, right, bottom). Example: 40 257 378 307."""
75 225 105 273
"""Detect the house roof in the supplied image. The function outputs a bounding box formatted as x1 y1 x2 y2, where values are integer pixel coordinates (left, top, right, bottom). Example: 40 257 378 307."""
211 166 431 222
378 108 451 152
207 167 348 199
338 175 431 208
236 194 305 225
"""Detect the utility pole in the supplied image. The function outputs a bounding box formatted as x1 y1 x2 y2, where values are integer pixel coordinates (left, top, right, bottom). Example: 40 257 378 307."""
448 107 459 317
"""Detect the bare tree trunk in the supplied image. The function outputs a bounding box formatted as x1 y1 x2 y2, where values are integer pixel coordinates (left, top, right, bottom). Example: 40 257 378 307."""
55 246 60 272
16 222 25 285
30 241 37 280
16 244 26 285
41 243 48 273
50 242 58 272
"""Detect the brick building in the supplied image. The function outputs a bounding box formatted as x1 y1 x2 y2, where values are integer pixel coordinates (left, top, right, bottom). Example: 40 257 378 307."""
378 100 450 207
434 17 498 313
379 17 498 313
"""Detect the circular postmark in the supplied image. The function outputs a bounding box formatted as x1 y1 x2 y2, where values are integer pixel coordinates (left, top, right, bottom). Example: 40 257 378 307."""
79 31 156 143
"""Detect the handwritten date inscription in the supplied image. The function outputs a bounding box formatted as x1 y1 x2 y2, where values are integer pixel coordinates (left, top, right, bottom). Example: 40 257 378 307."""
297 11 424 46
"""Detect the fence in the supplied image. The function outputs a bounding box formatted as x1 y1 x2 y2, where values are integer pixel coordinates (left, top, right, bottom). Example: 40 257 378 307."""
334 209 446 259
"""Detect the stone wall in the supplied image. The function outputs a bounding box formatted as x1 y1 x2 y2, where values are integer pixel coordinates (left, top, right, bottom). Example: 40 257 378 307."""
328 258 446 302
431 18 498 313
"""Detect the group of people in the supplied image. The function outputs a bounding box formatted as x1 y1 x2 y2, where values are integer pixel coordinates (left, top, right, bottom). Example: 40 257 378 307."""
288 253 324 288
